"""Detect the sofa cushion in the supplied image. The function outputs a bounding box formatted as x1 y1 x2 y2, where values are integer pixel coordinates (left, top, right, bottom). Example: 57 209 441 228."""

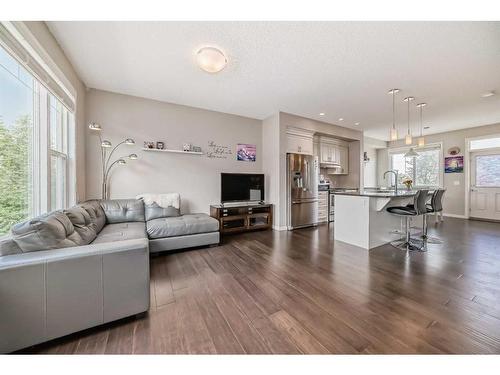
80 200 106 233
0 237 22 256
146 214 219 239
11 211 84 252
144 201 180 221
91 222 147 244
100 199 145 224
64 206 97 244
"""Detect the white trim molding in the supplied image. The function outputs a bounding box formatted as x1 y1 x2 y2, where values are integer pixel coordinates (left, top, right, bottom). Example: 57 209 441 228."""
443 213 468 219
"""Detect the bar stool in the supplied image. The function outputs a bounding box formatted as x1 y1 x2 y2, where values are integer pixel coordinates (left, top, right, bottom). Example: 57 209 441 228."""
386 190 429 251
420 189 446 244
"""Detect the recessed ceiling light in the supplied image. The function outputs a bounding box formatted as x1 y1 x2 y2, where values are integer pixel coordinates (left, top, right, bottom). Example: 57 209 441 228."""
354 122 360 126
481 91 495 98
338 118 344 121
319 112 325 116
196 46 227 73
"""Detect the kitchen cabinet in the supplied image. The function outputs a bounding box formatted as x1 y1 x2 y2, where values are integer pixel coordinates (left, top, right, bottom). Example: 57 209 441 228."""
286 127 314 155
319 137 349 174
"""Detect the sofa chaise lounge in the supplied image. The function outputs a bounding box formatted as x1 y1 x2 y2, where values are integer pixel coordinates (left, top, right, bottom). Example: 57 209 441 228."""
0 198 219 353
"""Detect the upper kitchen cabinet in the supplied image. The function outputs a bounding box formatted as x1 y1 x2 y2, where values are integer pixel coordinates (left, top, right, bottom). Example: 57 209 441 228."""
286 127 314 155
319 136 349 174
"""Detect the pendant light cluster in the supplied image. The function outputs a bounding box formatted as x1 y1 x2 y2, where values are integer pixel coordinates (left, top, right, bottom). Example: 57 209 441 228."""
387 89 429 158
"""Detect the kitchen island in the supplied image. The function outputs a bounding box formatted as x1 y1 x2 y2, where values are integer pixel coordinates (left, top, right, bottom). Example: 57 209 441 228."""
334 189 423 250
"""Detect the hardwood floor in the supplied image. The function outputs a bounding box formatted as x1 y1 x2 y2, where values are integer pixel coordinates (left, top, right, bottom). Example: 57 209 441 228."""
21 217 500 354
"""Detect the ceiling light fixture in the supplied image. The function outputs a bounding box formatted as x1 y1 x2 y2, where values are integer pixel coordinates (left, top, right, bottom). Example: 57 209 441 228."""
388 89 400 141
355 122 360 126
319 112 325 116
338 118 344 121
416 103 427 147
403 96 415 145
196 46 227 73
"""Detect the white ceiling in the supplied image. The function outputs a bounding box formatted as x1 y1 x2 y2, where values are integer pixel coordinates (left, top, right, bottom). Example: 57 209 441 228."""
47 21 500 140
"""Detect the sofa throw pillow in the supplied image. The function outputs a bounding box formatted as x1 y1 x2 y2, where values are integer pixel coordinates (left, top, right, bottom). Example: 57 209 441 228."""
144 201 180 221
0 237 22 257
64 206 97 244
11 211 85 252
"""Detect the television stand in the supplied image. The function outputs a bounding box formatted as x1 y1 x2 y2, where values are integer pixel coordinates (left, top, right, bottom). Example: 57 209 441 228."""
210 203 273 234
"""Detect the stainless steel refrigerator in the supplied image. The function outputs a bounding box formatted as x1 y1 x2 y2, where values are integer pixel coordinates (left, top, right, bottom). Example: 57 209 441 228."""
287 153 319 229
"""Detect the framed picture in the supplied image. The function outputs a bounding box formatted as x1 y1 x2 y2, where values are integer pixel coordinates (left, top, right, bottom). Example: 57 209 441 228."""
156 141 165 150
236 143 256 162
445 156 464 173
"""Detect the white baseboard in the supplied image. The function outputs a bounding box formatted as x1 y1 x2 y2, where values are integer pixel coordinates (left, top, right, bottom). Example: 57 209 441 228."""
272 225 288 231
442 213 468 219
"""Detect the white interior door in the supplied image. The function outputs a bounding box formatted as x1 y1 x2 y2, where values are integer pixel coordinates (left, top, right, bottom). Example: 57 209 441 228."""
470 150 500 220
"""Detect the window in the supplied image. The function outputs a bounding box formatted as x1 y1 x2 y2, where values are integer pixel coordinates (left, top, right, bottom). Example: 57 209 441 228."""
475 155 500 187
470 137 500 151
0 45 74 235
389 144 442 188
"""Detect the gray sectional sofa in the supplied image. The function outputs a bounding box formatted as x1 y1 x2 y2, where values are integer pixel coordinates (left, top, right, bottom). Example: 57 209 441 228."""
0 198 219 353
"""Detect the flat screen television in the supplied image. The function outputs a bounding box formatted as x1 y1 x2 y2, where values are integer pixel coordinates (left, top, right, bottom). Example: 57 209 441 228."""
221 173 265 203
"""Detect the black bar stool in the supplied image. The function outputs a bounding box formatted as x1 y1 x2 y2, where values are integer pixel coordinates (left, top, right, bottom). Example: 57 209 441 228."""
386 190 429 251
422 189 446 243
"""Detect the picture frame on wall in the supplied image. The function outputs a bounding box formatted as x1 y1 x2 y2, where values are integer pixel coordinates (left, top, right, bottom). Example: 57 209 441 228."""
236 143 256 162
445 156 464 173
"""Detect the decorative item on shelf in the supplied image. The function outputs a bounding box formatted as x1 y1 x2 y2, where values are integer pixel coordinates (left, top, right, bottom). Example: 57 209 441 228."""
89 122 137 199
237 143 256 162
416 102 427 147
388 88 400 141
156 141 165 150
144 141 155 149
445 156 464 173
363 151 370 163
447 146 461 155
183 143 192 152
403 96 415 145
191 145 202 153
402 176 413 190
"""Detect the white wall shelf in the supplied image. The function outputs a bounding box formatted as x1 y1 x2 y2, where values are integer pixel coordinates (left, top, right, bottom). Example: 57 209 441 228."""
142 148 203 155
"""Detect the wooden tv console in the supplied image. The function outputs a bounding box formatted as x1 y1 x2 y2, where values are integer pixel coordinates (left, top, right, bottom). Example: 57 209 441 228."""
210 203 273 234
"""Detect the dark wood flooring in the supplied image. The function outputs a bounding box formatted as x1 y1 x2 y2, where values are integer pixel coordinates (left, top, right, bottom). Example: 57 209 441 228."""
21 217 500 354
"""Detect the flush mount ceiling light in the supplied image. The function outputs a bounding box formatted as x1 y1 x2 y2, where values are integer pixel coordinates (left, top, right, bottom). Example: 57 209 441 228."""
355 122 360 126
388 89 400 141
338 118 344 121
319 112 325 116
196 46 227 73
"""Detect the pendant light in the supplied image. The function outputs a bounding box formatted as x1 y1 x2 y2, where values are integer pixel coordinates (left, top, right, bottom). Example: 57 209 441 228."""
403 96 414 145
416 102 427 147
388 89 400 141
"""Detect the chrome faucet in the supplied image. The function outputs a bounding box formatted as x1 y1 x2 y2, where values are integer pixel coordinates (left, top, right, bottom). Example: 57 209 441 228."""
383 170 399 194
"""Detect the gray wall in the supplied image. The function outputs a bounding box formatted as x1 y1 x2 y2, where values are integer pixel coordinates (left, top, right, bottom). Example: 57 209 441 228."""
387 122 500 217
85 89 262 215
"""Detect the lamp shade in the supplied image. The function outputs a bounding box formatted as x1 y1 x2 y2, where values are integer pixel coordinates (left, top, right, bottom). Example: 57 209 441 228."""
117 159 126 165
404 148 419 158
390 128 398 141
125 138 135 145
128 153 138 160
101 140 112 148
88 122 102 131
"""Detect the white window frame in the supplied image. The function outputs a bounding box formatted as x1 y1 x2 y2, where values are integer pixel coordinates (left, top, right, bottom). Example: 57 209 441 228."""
388 142 444 189
0 43 75 237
